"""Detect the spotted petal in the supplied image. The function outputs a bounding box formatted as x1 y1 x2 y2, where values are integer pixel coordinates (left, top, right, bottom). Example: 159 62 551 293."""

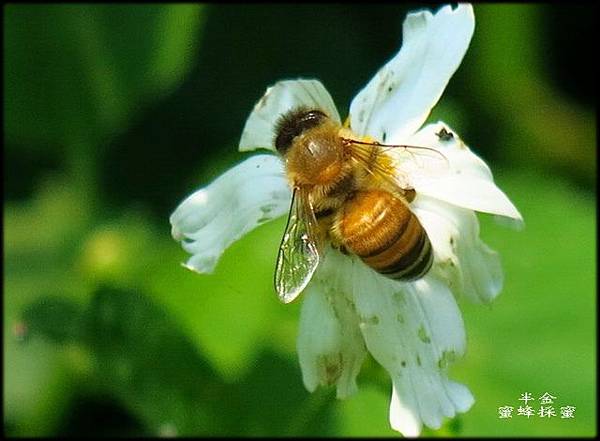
170 154 290 273
413 195 504 304
321 251 473 436
406 122 523 226
350 4 474 143
239 79 341 152
297 257 367 399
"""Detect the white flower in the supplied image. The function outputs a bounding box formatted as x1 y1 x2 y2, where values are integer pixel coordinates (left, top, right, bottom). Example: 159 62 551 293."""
170 3 522 437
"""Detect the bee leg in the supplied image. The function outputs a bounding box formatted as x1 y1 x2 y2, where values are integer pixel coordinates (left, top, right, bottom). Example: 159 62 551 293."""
403 187 416 203
329 241 349 255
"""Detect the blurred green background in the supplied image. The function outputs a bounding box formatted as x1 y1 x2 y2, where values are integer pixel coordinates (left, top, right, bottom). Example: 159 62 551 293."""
3 3 596 437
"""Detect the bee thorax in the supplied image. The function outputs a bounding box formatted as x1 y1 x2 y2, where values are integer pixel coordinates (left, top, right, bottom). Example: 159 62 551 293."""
286 127 345 186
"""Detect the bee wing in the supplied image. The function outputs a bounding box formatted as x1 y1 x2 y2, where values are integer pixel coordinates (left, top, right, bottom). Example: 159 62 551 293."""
345 138 449 190
386 144 449 181
274 188 322 303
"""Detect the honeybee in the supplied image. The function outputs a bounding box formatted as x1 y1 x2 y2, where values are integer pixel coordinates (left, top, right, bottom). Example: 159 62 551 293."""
274 106 447 303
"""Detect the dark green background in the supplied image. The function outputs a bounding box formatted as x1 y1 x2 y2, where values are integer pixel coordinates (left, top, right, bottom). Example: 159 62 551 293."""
4 4 596 436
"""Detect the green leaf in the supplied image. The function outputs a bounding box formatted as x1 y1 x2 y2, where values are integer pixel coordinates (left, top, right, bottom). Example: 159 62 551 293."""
230 352 335 436
4 4 204 148
146 217 289 381
74 211 294 382
332 383 397 436
3 177 95 435
79 286 227 435
3 334 76 436
21 296 83 344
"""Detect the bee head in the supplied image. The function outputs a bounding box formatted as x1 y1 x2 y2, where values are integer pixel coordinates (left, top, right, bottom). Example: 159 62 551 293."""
274 107 328 154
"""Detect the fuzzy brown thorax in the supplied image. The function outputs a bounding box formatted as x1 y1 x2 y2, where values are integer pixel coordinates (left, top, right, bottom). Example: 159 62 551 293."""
284 120 347 187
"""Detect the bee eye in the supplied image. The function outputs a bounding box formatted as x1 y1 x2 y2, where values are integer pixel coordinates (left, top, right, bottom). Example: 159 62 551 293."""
275 108 327 154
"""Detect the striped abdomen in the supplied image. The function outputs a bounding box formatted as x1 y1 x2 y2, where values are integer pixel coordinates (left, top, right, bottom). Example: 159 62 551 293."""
336 189 433 281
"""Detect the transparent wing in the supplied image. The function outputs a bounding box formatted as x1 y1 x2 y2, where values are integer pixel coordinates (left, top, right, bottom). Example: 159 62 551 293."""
386 144 449 183
345 138 449 190
274 188 322 303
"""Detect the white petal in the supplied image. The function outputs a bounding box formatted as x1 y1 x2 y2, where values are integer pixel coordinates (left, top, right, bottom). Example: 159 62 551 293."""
406 122 523 225
413 195 504 304
349 4 474 143
169 154 290 273
323 251 472 435
239 79 341 152
390 376 473 437
390 382 421 438
297 258 367 399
